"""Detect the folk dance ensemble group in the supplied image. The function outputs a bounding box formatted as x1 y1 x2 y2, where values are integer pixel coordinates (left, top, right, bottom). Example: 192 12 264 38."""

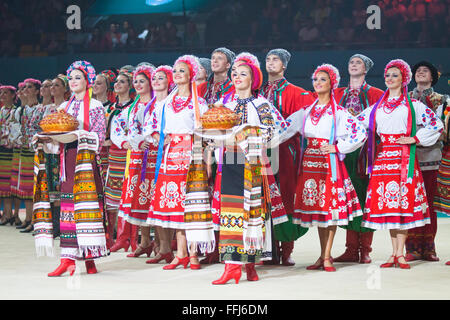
0 47 449 284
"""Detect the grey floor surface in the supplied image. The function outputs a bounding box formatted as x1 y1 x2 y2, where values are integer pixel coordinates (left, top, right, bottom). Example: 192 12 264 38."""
1 213 450 300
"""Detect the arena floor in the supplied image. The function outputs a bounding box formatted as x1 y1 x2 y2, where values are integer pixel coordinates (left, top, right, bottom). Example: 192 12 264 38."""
1 212 449 300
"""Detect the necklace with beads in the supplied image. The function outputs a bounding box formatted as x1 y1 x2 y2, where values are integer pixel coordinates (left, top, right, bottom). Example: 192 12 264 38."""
310 103 330 126
172 94 192 113
382 95 404 114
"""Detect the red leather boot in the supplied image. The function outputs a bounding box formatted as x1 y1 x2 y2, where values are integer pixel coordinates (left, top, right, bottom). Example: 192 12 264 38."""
130 224 139 252
333 230 360 263
48 258 76 277
110 216 130 252
85 260 98 274
245 263 259 281
212 263 241 285
280 241 295 266
105 210 118 249
359 231 374 264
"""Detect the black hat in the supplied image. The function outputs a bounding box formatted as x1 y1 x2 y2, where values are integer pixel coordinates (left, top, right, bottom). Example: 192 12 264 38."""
412 61 439 86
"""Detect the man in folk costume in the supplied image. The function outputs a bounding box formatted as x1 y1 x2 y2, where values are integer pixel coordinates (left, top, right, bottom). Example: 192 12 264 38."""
261 48 315 266
333 54 384 264
406 61 449 262
197 47 235 104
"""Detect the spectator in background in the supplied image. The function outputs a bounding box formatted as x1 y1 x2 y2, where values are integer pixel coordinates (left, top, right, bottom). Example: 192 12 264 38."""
86 27 107 52
393 19 411 46
298 19 319 45
120 20 130 48
310 0 331 25
126 26 140 49
161 20 181 47
353 0 368 33
105 23 122 50
183 20 201 48
336 17 355 44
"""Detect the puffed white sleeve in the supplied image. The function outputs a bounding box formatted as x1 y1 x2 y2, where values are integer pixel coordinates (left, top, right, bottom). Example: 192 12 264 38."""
128 106 145 150
143 102 164 141
276 108 306 146
414 100 444 147
335 109 367 154
110 109 129 149
355 104 374 129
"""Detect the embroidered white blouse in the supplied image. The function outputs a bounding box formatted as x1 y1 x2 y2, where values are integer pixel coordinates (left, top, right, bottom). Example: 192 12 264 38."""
280 103 367 155
145 95 208 136
58 98 106 149
356 97 443 147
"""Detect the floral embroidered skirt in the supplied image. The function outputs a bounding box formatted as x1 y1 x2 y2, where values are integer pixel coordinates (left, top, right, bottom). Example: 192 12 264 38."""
293 138 362 228
362 134 430 230
118 148 157 226
147 134 192 229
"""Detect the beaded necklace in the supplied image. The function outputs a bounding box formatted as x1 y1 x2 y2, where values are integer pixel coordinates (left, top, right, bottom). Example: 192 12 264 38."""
172 94 192 113
310 103 330 126
382 95 404 114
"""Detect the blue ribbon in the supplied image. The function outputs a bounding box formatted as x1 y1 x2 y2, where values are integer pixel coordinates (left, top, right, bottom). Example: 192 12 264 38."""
154 102 166 184
329 120 337 182
140 96 157 182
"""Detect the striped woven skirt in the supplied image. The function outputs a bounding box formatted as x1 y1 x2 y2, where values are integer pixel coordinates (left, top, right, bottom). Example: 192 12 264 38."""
0 146 13 198
434 144 450 216
104 145 127 210
17 148 34 200
60 142 106 260
218 151 264 264
99 145 109 184
10 148 21 197
362 134 430 230
293 138 362 228
147 134 192 229
118 147 157 226
44 153 60 203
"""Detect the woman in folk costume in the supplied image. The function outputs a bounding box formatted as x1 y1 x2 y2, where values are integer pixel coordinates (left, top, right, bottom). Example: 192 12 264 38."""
105 71 138 252
146 55 209 270
138 65 178 264
206 52 289 267
210 55 288 285
279 64 367 272
436 108 450 266
34 60 107 276
0 85 18 225
116 64 159 258
94 69 117 183
357 59 443 269
15 78 42 233
45 75 70 238
8 82 26 227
